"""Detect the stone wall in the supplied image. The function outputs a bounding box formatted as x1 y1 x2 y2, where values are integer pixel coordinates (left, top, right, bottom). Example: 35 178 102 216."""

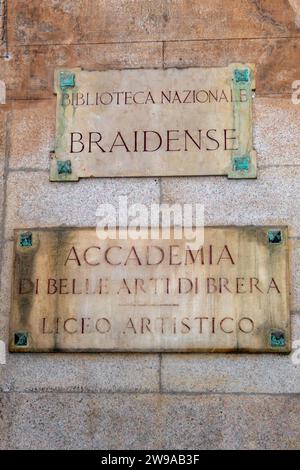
0 0 300 449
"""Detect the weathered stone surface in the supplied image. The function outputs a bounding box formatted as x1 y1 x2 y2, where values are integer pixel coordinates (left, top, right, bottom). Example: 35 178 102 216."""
254 97 300 167
161 315 300 394
0 395 10 450
160 394 300 449
0 392 299 449
161 166 300 237
7 1 300 45
164 38 300 95
1 42 163 100
4 171 160 239
0 353 160 393
9 99 55 169
0 392 162 450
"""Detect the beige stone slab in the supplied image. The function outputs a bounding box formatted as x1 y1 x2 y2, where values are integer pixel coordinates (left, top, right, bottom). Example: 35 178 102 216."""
7 0 300 45
161 166 300 237
9 226 290 353
164 38 300 96
50 65 256 180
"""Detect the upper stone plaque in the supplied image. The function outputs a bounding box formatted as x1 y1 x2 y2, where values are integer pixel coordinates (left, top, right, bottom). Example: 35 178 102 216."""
50 64 256 181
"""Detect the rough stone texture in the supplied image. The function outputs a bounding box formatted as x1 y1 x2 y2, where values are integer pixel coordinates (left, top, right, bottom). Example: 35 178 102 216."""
164 38 300 96
7 0 300 45
2 42 163 100
254 98 300 166
1 0 300 451
0 392 161 450
9 99 55 169
160 394 300 450
0 353 160 394
4 171 161 239
0 392 299 449
161 315 300 394
161 166 300 237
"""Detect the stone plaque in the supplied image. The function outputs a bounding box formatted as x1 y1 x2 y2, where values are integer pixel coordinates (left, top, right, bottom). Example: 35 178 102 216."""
50 64 256 181
10 226 290 353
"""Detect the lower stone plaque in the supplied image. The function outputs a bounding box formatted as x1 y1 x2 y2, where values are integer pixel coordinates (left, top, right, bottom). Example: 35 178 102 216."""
10 226 290 353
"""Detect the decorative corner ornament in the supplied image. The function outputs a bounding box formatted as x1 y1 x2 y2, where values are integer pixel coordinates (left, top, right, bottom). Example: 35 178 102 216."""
14 332 28 347
49 153 79 181
234 68 250 83
233 155 250 172
19 232 32 248
60 71 75 89
57 160 72 175
270 331 286 348
268 230 282 244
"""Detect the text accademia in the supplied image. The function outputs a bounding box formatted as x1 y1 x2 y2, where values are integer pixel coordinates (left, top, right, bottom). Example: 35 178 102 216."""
63 244 235 267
